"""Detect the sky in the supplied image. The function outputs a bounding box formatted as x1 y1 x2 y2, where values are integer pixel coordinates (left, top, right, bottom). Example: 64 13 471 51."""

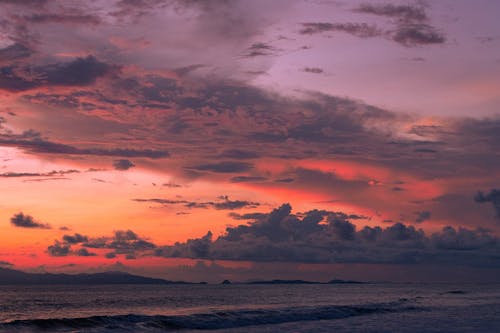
0 0 499 283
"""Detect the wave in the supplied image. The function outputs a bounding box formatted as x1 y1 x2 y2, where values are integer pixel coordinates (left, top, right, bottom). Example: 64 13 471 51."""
0 300 424 332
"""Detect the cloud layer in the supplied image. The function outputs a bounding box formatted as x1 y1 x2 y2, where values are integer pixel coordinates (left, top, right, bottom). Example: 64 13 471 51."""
47 204 499 267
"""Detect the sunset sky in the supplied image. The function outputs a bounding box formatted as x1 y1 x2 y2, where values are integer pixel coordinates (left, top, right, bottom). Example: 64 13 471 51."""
0 0 499 282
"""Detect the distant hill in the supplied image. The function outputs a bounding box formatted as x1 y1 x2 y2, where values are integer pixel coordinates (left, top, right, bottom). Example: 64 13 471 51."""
247 279 366 285
327 279 365 284
0 267 194 285
248 279 320 284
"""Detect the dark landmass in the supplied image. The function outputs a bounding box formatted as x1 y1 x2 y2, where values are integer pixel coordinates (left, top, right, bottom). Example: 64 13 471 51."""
0 267 196 285
247 279 366 285
248 279 320 284
328 279 365 284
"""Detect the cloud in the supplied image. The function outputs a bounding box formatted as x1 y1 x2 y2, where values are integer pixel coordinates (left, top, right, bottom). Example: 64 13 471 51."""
22 14 101 25
229 212 269 221
105 252 117 259
274 178 294 183
43 203 499 267
47 230 156 257
189 161 253 173
75 248 97 256
113 159 135 171
62 233 88 244
243 42 276 57
415 211 431 223
302 67 324 74
218 149 259 159
47 242 70 256
162 182 183 188
212 199 259 210
0 43 32 62
299 22 381 38
0 169 79 178
133 197 260 210
391 23 445 47
354 3 427 21
230 176 267 183
0 0 47 6
475 189 500 222
0 56 117 92
354 3 445 47
154 204 499 266
432 226 496 251
300 3 445 47
83 230 156 253
10 212 51 229
0 136 169 159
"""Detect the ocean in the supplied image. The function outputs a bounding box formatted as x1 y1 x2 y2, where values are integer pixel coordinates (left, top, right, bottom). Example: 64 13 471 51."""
0 283 499 332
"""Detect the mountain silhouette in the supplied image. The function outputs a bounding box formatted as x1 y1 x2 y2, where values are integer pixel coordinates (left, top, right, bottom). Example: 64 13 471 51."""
0 267 193 285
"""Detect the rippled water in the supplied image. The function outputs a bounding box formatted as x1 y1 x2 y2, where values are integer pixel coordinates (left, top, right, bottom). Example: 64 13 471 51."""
0 283 499 332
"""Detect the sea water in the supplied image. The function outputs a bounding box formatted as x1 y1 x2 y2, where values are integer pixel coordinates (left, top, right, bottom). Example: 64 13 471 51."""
0 283 499 332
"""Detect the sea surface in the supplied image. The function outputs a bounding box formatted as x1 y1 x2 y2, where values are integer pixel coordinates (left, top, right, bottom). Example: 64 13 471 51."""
0 283 499 332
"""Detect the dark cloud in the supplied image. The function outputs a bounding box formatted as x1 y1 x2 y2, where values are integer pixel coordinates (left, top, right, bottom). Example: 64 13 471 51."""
274 178 295 183
155 231 213 258
133 197 260 210
475 189 500 222
62 233 88 244
301 4 445 47
22 14 101 25
354 3 445 47
22 177 70 182
75 248 97 256
83 230 156 253
10 212 51 229
113 159 135 171
391 23 445 47
0 135 169 159
47 242 70 256
105 252 117 259
432 226 496 251
48 229 156 257
0 43 32 61
0 169 79 178
212 199 259 210
414 148 437 153
43 203 500 266
302 67 324 74
218 149 259 159
0 0 48 5
154 204 499 266
415 211 431 223
354 3 427 22
300 22 381 38
230 176 267 183
243 42 276 57
133 198 188 205
190 161 253 173
0 56 116 92
229 212 269 221
162 182 183 188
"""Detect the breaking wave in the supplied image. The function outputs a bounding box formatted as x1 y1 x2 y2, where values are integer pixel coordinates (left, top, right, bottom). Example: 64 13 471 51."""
0 300 424 332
